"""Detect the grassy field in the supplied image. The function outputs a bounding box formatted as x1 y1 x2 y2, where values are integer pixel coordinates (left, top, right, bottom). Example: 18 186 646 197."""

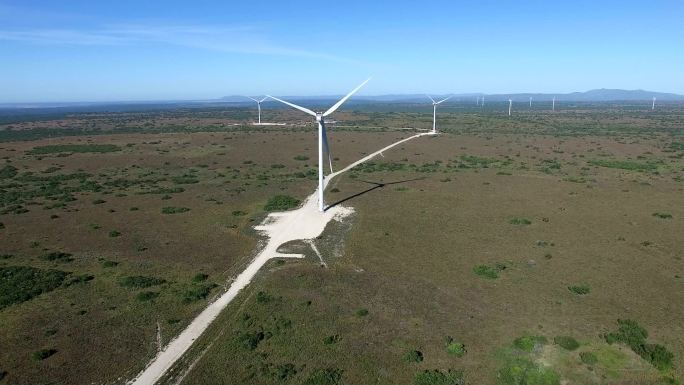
0 104 683 384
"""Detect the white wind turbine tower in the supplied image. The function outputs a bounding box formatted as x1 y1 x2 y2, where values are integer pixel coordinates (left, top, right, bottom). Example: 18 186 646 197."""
508 99 513 116
481 95 485 107
476 96 480 106
552 96 556 112
652 97 656 110
529 97 533 108
246 96 269 125
427 95 453 133
268 79 370 212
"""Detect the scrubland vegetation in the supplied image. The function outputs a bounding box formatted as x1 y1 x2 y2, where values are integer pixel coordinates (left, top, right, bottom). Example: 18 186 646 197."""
0 103 682 384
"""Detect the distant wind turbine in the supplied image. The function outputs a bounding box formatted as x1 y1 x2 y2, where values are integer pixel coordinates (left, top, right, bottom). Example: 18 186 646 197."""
552 96 556 112
245 96 269 125
268 79 370 212
652 97 656 110
529 97 532 108
508 99 513 116
476 96 480 106
427 95 453 133
481 95 485 107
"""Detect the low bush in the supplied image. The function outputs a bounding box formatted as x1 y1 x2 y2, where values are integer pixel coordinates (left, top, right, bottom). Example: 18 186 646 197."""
652 212 673 219
568 285 590 295
513 335 548 352
604 319 675 371
40 252 74 262
1 266 68 309
473 263 506 279
553 336 579 351
119 275 166 289
264 195 300 211
302 368 343 385
161 206 190 214
509 217 532 225
256 291 273 304
109 230 121 238
102 260 118 268
498 358 560 385
294 155 309 161
182 283 217 303
237 330 266 350
356 308 369 317
136 291 159 301
323 335 341 345
192 273 208 282
31 348 57 361
404 350 424 363
414 369 464 385
579 351 598 365
232 210 247 216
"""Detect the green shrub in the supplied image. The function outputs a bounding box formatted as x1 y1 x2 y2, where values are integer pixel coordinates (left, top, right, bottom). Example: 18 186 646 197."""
446 342 466 357
92 199 106 205
474 263 506 279
652 212 673 219
0 254 12 259
604 319 674 371
182 283 217 303
302 368 343 385
323 334 341 345
102 260 118 268
513 335 548 352
256 291 273 304
568 285 590 295
553 336 579 351
356 308 369 317
1 266 68 309
232 210 247 216
509 218 532 225
161 206 190 214
588 159 658 171
294 155 309 161
237 330 265 350
498 358 560 385
414 369 464 385
579 351 598 365
65 274 94 286
119 275 166 289
136 291 159 301
404 350 424 363
109 230 121 237
31 348 57 361
0 165 17 179
264 195 300 211
192 273 208 282
40 251 74 262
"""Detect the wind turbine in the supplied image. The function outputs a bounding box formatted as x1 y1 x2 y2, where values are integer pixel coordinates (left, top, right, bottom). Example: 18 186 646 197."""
476 96 480 106
246 96 269 125
652 97 656 110
427 95 452 133
552 96 556 112
529 97 532 108
481 95 485 107
268 79 370 212
508 99 513 116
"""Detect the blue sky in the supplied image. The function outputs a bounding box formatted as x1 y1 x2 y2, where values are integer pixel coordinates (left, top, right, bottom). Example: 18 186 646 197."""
1 0 683 102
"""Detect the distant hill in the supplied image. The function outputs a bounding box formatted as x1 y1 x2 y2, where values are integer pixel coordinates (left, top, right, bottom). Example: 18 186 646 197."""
224 89 684 104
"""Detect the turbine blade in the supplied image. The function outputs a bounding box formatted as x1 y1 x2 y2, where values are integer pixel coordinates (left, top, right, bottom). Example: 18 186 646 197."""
323 78 371 117
266 95 317 117
436 95 453 104
426 94 436 104
259 97 269 103
246 96 259 103
322 124 333 173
